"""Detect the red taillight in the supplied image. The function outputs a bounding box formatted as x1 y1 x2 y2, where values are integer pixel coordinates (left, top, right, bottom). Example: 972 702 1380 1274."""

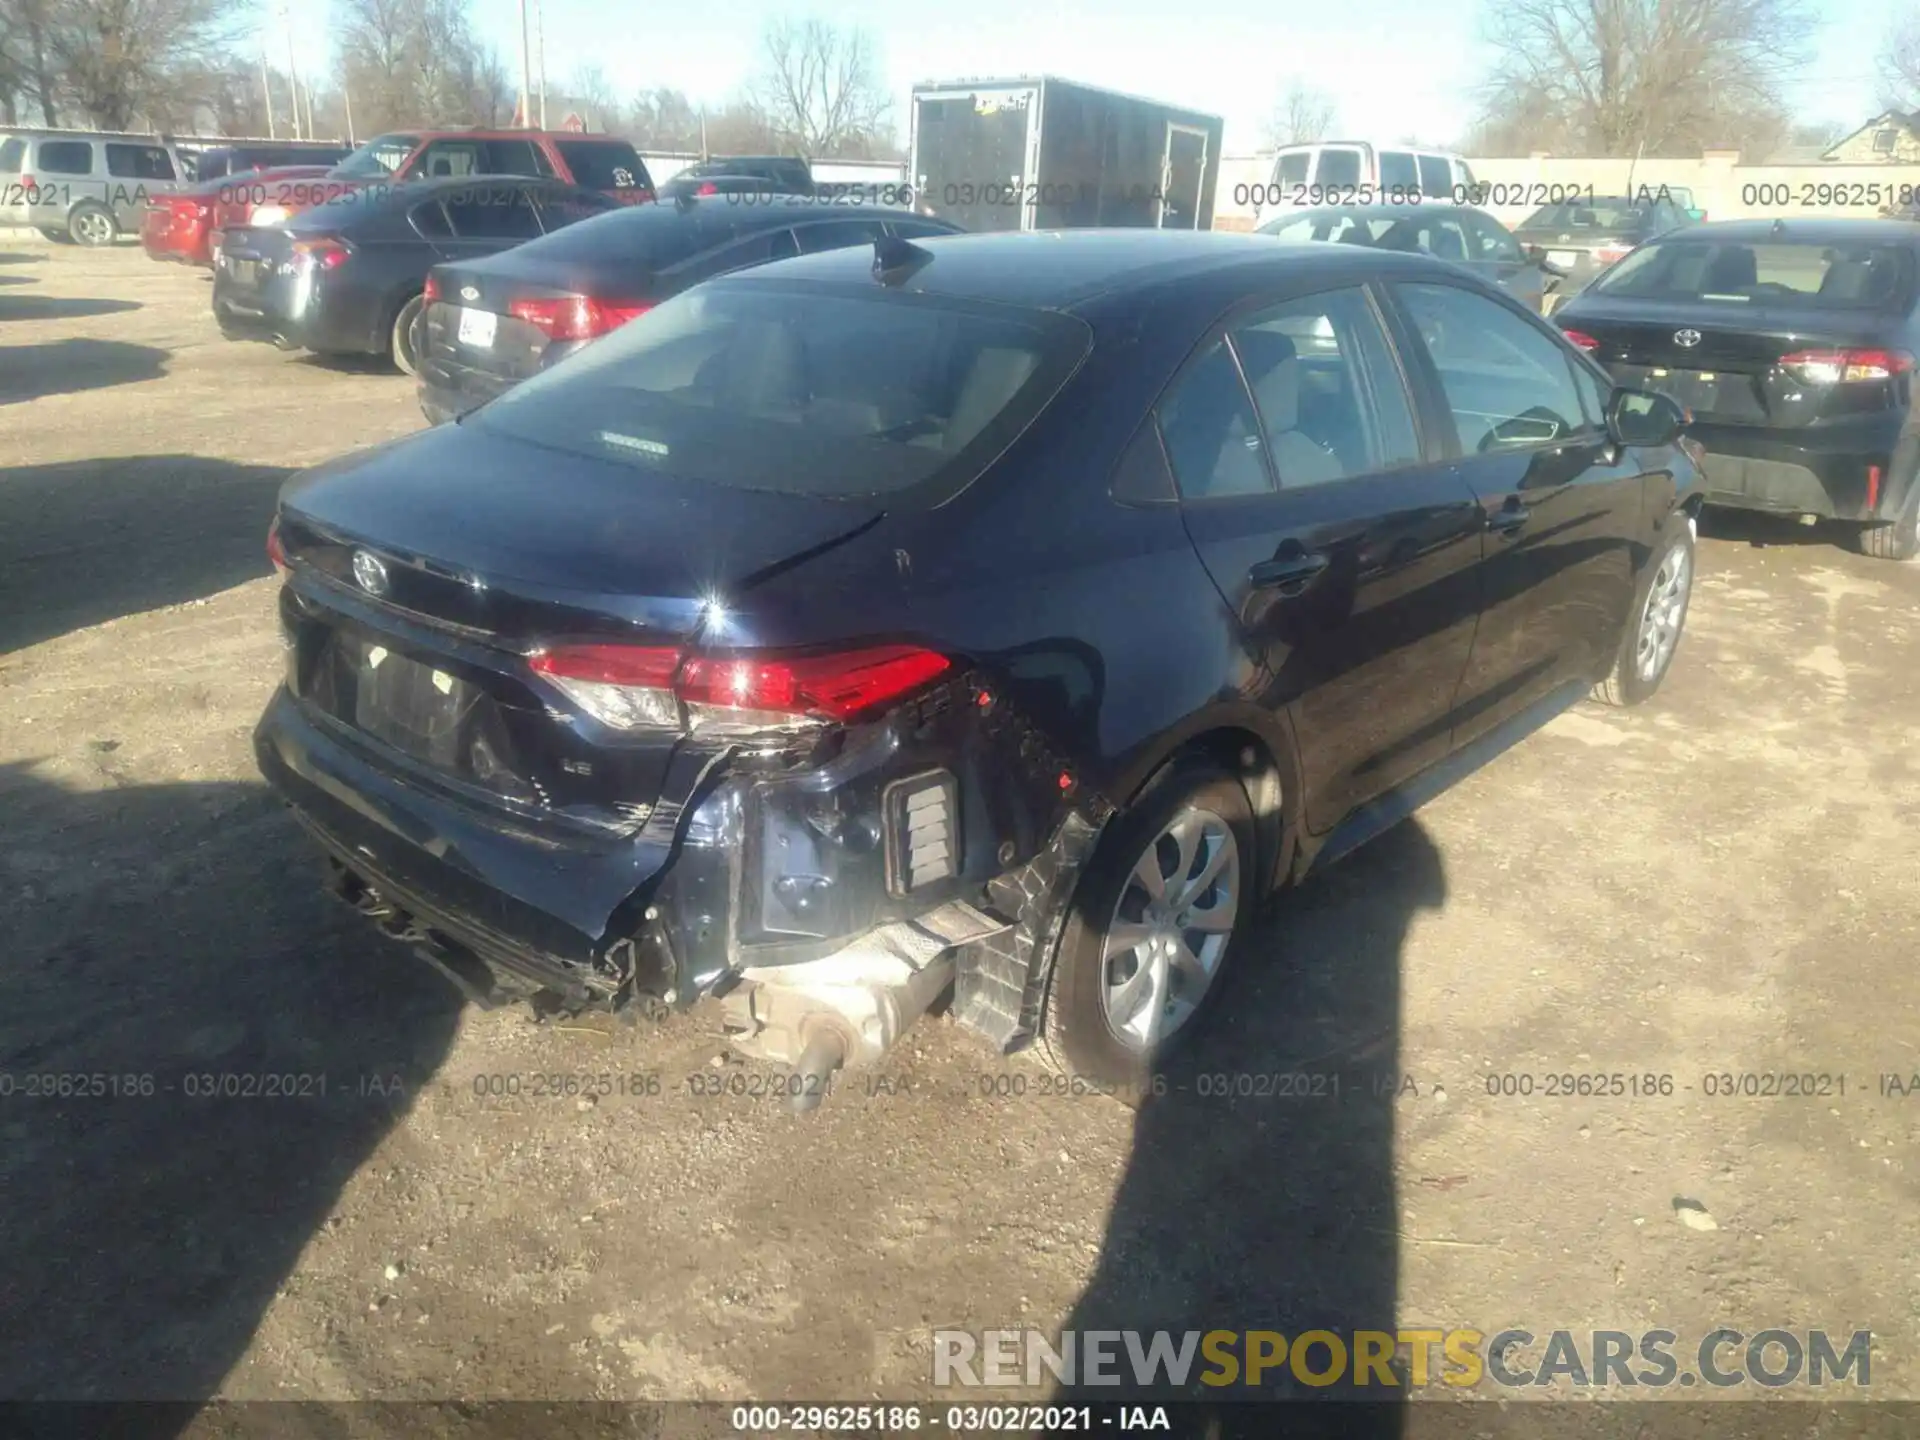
1595 244 1632 265
1778 348 1916 384
528 642 951 730
508 294 652 341
1868 463 1883 510
423 273 440 303
266 518 289 576
291 236 350 271
1562 328 1600 352
697 181 718 196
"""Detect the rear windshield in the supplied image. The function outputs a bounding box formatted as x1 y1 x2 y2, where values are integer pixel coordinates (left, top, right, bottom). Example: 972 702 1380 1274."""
470 280 1090 499
556 138 649 191
1521 201 1647 232
1592 239 1916 309
0 137 25 174
334 134 417 178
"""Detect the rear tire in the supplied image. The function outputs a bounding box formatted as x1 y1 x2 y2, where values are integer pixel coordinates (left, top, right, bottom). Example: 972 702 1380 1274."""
67 203 116 247
1853 484 1920 562
389 293 425 376
1593 517 1694 707
1038 762 1258 1099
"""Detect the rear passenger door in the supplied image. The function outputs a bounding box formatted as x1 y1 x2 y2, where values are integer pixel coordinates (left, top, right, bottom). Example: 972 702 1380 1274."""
1384 279 1643 746
1164 284 1487 834
426 184 546 260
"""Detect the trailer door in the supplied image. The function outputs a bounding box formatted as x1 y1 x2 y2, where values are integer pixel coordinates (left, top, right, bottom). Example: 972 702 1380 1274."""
914 91 1034 233
1161 124 1209 229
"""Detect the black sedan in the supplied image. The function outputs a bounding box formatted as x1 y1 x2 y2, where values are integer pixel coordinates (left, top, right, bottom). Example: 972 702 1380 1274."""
1258 202 1563 313
1512 194 1693 299
254 231 1700 1100
1556 218 1920 560
415 197 960 422
213 177 619 374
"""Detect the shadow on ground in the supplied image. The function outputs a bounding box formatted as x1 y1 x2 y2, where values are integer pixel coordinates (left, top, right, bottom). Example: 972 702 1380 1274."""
1698 507 1859 554
1057 819 1447 1437
0 455 292 653
0 336 167 406
0 293 139 322
0 764 463 1412
0 250 44 264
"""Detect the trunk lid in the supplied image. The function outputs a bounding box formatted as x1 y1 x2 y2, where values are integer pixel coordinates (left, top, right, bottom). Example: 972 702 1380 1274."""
215 226 298 316
275 424 888 829
1562 298 1906 426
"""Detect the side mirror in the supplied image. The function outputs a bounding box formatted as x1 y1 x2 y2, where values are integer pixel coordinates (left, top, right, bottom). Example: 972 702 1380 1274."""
1686 208 1706 221
1608 387 1687 448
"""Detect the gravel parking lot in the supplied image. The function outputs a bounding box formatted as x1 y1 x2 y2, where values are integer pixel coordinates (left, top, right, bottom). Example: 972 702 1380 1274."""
3 241 1920 1418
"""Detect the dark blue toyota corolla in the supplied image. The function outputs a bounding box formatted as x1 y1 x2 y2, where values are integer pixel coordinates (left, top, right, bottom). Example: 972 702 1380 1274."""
255 229 1703 1104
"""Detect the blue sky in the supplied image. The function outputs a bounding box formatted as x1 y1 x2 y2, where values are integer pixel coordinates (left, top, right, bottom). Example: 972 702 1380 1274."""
281 0 1894 153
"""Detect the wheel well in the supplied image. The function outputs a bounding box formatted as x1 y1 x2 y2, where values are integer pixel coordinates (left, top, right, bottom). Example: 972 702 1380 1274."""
1127 728 1289 898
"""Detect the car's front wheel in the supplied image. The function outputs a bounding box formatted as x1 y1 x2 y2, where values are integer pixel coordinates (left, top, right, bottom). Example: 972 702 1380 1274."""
1594 517 1694 707
1039 762 1258 1095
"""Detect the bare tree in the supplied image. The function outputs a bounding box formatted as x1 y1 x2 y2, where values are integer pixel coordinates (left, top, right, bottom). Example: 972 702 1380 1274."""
751 17 891 157
1469 0 1811 157
334 0 491 132
567 61 617 126
704 98 782 155
1881 13 1920 114
0 0 66 124
627 85 704 150
1265 80 1336 147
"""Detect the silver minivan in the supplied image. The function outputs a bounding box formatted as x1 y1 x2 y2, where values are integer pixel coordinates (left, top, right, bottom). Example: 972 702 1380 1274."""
0 130 188 245
1252 141 1478 227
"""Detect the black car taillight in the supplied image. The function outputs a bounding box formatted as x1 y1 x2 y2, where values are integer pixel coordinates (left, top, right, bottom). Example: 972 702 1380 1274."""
1778 348 1915 385
508 294 652 342
423 272 440 303
527 642 952 733
290 236 351 272
1561 327 1600 352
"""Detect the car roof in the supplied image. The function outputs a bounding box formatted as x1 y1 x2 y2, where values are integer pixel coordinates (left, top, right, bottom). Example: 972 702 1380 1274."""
723 228 1453 310
1639 217 1920 245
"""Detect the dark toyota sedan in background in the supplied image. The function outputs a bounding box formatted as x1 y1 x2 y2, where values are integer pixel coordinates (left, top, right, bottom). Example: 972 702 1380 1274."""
1556 218 1920 560
254 231 1699 1105
1258 202 1564 314
215 177 618 375
416 197 961 422
1513 194 1692 299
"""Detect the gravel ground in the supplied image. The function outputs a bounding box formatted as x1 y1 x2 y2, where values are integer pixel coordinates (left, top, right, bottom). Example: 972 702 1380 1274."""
3 241 1919 1426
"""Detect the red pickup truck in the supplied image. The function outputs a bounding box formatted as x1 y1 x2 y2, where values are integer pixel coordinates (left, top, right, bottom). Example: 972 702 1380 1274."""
211 130 655 246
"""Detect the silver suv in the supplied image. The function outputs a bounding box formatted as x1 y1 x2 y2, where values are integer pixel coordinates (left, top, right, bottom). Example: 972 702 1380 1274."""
0 130 188 246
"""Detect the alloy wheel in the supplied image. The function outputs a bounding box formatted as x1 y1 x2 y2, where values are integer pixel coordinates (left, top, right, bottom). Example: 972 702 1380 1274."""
1636 543 1691 682
1099 806 1240 1051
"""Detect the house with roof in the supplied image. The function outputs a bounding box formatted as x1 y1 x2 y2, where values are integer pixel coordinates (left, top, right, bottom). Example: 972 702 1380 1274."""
1822 110 1920 163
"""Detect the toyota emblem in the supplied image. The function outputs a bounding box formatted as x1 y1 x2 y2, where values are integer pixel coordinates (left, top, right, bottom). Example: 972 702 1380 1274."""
351 549 391 597
1674 328 1702 348
460 285 479 301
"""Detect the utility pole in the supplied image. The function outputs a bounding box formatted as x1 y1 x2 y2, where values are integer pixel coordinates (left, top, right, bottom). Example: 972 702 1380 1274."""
536 0 548 129
261 54 276 139
281 6 303 140
344 87 355 145
517 0 532 128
